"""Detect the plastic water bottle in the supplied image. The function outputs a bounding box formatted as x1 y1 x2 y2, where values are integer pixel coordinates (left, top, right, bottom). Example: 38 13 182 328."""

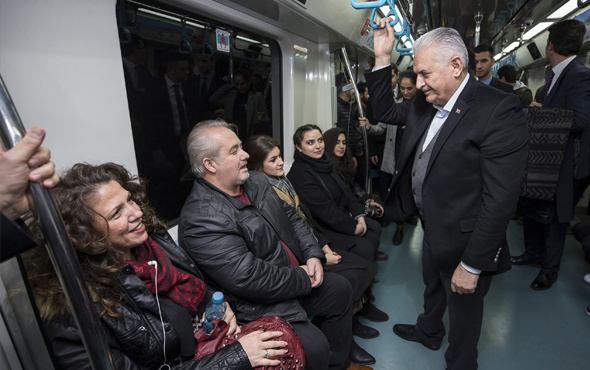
203 291 226 335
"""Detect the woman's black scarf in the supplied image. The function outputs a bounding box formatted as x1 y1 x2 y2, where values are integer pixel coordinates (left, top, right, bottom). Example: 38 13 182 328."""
294 150 349 200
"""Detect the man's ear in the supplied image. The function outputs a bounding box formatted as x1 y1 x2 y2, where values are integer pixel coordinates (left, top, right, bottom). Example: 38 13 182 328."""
450 56 464 77
203 158 216 174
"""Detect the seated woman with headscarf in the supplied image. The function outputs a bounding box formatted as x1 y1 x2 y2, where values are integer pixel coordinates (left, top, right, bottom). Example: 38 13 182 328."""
23 162 287 370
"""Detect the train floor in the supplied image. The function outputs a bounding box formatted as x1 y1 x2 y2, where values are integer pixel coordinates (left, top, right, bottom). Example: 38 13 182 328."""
361 211 590 369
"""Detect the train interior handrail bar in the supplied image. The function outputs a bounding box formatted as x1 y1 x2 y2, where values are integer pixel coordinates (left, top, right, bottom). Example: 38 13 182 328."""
0 75 115 370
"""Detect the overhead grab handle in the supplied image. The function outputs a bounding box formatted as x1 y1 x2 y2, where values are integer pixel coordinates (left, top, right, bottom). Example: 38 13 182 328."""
351 0 399 29
394 19 413 56
202 24 214 56
179 18 193 55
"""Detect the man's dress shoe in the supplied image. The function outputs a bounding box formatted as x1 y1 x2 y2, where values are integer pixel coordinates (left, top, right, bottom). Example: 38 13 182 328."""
350 340 376 365
510 254 540 267
530 271 558 290
393 324 441 351
353 317 380 339
375 250 388 261
393 228 404 245
358 302 389 322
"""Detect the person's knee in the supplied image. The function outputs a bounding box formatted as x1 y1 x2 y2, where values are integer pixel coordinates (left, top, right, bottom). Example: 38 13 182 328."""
572 221 590 242
322 273 353 312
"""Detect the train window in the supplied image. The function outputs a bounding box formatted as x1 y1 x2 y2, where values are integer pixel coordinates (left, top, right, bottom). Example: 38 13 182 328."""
116 1 277 224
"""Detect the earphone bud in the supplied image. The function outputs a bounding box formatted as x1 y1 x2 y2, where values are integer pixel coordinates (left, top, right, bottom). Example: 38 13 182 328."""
147 259 167 366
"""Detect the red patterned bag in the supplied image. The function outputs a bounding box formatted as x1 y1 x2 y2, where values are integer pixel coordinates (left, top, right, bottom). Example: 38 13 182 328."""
194 315 306 369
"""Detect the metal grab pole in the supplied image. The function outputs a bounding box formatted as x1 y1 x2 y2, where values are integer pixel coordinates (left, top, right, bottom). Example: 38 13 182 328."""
340 47 372 194
0 75 114 370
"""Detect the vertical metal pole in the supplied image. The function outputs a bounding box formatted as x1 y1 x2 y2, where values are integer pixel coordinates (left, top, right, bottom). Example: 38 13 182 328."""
0 75 114 370
229 30 235 83
340 46 372 194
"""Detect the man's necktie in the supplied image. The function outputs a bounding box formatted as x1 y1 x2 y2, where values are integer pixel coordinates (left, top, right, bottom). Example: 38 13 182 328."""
173 84 187 134
542 71 555 102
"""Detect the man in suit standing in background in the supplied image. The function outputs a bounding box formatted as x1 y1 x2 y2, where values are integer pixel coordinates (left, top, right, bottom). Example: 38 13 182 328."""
365 21 528 370
512 19 590 290
191 51 226 121
473 43 513 93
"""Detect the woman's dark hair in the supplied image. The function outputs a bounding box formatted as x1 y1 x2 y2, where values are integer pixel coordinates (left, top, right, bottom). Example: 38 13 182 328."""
243 135 281 171
323 127 356 177
24 163 165 320
399 69 417 85
292 124 323 151
234 68 255 93
397 69 418 100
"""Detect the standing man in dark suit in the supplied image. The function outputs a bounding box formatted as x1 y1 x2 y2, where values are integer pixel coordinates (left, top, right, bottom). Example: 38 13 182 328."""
191 51 226 121
365 22 528 370
474 44 513 93
512 20 590 290
139 53 196 220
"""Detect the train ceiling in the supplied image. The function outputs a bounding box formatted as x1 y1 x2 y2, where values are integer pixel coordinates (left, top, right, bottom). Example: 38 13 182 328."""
407 0 586 51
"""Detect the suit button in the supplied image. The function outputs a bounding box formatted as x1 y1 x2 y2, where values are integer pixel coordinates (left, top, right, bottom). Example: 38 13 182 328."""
412 171 415 177
419 154 423 159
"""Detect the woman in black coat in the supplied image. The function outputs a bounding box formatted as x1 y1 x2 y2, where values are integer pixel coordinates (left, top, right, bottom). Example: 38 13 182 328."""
287 125 385 263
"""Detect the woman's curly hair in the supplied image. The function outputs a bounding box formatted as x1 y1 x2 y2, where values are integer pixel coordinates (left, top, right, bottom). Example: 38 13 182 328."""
323 127 356 177
24 163 165 321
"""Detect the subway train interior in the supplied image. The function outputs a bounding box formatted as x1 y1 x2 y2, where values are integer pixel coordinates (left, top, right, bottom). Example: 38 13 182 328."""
1 0 590 369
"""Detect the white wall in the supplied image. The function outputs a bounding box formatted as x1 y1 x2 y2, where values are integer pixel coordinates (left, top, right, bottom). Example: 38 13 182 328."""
0 0 138 174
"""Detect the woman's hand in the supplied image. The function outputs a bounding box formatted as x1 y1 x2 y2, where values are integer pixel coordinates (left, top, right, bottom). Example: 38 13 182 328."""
323 245 342 265
322 244 342 265
238 330 288 368
223 302 241 336
354 216 367 236
369 202 384 218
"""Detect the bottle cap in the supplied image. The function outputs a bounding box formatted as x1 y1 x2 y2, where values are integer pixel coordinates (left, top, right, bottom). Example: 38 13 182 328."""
212 291 224 303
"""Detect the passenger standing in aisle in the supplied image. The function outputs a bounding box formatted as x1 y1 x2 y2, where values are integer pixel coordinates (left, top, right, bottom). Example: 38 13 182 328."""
365 22 528 370
473 44 513 93
513 19 590 290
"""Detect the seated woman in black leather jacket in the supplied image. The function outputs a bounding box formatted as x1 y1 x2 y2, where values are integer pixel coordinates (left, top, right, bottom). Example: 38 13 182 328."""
323 127 384 220
286 125 385 263
23 163 286 370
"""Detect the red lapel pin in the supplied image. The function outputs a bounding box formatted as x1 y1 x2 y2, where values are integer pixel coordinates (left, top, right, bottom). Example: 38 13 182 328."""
455 108 461 114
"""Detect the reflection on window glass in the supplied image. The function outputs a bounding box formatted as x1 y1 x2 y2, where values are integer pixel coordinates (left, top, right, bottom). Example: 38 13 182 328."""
117 3 274 224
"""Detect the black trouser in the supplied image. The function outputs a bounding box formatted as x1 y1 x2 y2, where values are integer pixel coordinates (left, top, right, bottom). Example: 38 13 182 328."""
522 216 568 273
414 237 493 370
322 217 381 262
294 272 353 370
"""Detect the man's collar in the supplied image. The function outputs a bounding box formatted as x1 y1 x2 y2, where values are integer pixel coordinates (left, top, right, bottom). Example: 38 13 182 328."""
480 75 492 85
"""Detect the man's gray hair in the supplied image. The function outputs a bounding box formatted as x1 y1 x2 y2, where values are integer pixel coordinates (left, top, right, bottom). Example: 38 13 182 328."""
187 119 236 178
413 27 468 72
